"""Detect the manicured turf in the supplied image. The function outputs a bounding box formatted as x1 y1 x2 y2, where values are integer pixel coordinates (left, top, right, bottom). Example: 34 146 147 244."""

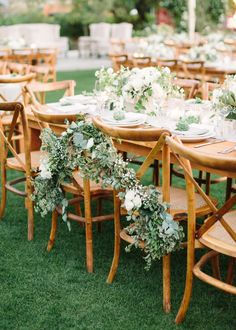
0 70 235 330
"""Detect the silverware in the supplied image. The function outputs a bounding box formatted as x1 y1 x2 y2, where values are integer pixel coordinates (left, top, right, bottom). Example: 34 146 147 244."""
194 139 225 148
217 145 236 154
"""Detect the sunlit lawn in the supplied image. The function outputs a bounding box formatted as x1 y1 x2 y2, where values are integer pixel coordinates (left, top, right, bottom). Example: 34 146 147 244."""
0 70 235 330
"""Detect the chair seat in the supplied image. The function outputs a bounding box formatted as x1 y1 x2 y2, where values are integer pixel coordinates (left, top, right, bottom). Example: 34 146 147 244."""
61 170 112 197
159 186 217 216
199 210 236 258
7 150 41 171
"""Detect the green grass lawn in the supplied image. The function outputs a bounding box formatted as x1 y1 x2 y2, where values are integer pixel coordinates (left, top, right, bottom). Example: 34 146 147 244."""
0 70 235 330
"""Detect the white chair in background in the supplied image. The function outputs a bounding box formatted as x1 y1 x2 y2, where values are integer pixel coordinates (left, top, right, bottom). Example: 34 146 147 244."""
110 23 133 53
89 23 111 57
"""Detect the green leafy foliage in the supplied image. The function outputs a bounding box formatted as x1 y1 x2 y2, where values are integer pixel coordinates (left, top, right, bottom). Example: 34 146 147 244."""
176 115 200 131
32 119 184 268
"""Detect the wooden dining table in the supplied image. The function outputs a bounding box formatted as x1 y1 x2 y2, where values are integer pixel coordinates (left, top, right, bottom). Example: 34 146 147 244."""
25 106 236 180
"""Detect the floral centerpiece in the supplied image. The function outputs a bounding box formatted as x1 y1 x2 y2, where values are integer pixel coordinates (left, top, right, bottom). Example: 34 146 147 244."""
95 66 182 116
33 119 184 269
186 44 218 62
212 75 236 120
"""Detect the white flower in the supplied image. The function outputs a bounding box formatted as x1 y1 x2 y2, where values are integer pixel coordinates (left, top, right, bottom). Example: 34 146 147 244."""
125 190 136 201
86 138 94 149
163 67 171 74
212 88 223 104
39 157 52 179
152 83 166 99
133 195 142 208
124 199 134 212
107 67 113 74
227 81 236 95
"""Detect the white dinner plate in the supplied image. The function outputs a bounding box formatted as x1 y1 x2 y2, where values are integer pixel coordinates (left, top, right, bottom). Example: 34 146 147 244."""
62 95 97 105
46 102 91 114
101 112 146 127
177 132 214 142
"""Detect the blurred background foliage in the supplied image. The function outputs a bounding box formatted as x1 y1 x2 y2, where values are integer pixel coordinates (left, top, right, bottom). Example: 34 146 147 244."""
0 0 231 38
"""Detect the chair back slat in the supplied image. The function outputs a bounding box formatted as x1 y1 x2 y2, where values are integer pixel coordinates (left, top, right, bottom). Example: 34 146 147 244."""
166 135 236 243
0 102 31 172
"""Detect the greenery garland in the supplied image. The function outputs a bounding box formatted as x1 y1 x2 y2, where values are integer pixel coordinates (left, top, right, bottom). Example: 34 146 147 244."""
32 119 184 269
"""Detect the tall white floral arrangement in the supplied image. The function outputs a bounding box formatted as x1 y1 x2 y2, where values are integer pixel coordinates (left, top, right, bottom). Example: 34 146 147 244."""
95 66 182 116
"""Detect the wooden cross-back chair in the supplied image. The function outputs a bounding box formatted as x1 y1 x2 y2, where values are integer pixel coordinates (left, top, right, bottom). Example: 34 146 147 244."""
131 56 152 68
173 78 200 99
177 59 206 85
156 58 178 72
25 80 76 106
10 48 35 65
0 102 42 240
202 81 236 200
92 117 217 313
109 53 131 71
35 48 58 81
0 73 36 153
166 135 236 324
7 62 30 75
30 106 114 273
28 65 50 83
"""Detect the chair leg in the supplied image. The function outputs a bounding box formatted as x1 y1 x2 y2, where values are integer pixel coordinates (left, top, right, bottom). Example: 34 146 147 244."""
163 254 171 313
25 176 34 241
96 198 102 233
175 249 195 324
205 172 211 195
153 160 159 186
0 163 7 219
47 209 58 252
226 178 233 201
226 257 235 285
211 253 221 280
107 191 121 284
84 178 93 273
27 198 34 241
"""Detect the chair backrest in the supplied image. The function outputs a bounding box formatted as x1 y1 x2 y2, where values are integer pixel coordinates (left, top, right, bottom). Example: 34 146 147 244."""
202 82 220 100
132 56 152 68
109 53 130 71
0 102 31 174
25 80 76 108
28 65 51 83
178 59 205 82
7 62 30 75
92 116 171 203
0 61 7 74
0 73 36 105
166 135 236 246
173 78 200 99
166 136 236 174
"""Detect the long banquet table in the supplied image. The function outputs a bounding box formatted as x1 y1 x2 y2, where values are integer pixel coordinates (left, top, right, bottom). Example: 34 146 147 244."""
26 106 236 180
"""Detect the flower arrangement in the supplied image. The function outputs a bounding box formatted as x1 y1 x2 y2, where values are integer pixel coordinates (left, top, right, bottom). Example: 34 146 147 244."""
212 75 236 120
32 119 184 269
95 66 182 116
187 44 218 62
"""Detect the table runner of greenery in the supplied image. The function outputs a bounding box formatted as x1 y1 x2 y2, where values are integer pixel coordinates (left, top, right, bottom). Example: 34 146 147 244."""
32 119 184 269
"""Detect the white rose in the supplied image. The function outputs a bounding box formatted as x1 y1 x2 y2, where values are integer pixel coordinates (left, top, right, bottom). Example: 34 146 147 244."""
163 67 170 74
131 78 143 91
125 190 136 201
124 199 134 212
107 68 113 74
133 195 142 208
152 83 166 99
